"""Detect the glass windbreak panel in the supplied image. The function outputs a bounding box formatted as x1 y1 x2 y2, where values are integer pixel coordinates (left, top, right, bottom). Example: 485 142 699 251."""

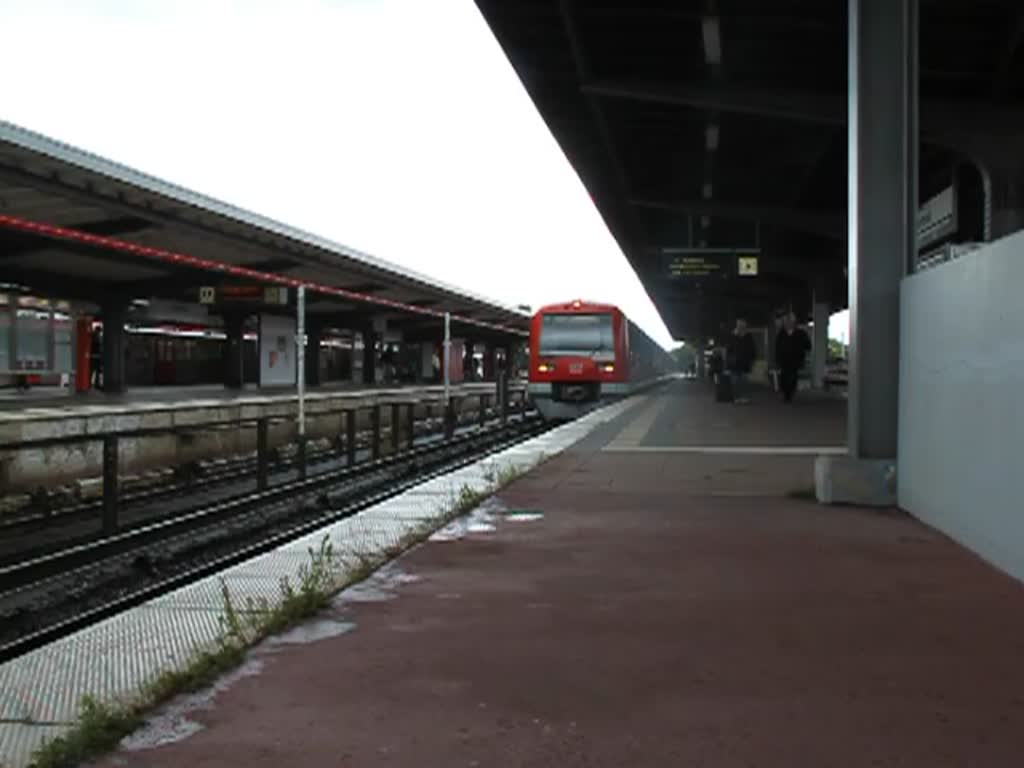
538 313 614 355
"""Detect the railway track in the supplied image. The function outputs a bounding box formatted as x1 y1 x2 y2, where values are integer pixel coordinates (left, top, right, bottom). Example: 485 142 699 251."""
0 412 547 663
0 407 499 563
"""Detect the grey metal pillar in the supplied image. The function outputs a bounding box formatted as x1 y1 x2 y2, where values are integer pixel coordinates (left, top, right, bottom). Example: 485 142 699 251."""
846 0 917 459
818 0 916 505
223 313 246 390
296 285 307 449
361 327 377 386
988 168 1024 240
442 314 451 402
506 341 523 379
304 323 322 388
463 339 475 382
101 301 128 394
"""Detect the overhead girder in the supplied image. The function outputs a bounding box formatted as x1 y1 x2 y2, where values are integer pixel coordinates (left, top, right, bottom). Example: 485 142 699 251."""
581 79 1024 150
632 198 844 240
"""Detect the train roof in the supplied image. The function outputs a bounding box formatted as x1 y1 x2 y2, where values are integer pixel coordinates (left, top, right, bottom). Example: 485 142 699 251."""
534 299 622 316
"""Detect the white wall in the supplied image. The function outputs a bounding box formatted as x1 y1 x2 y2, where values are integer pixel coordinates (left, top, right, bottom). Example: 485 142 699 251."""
899 230 1024 582
258 314 296 387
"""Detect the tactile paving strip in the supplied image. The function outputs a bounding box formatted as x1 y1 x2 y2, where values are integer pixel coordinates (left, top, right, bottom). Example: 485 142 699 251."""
0 723 66 768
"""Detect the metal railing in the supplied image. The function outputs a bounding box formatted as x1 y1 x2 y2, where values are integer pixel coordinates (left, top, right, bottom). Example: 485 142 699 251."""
0 379 527 537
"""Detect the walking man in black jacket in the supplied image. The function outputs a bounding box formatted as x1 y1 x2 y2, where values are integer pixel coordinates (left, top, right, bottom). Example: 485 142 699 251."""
727 318 757 404
775 312 810 403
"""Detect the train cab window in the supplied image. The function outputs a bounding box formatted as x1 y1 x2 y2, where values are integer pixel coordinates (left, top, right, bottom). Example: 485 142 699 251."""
538 313 614 355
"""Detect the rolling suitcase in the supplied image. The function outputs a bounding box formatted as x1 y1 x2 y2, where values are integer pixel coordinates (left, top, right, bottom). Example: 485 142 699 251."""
714 372 734 403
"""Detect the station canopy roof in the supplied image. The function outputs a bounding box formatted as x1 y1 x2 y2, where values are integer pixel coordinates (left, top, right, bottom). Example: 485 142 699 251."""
474 0 1024 341
0 120 529 337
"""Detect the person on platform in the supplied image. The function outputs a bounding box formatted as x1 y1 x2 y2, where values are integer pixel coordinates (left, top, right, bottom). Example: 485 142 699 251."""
775 312 811 403
90 325 103 390
726 318 756 404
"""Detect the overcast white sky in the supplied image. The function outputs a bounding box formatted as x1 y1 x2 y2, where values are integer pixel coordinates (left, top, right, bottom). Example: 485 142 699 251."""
1 0 849 348
0 0 683 347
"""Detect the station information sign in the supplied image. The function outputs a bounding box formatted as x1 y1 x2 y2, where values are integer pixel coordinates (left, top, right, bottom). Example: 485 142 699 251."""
197 285 290 305
664 249 760 280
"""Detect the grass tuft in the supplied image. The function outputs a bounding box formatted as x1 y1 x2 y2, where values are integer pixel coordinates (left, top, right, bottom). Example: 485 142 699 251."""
30 460 529 768
29 696 142 768
30 539 338 768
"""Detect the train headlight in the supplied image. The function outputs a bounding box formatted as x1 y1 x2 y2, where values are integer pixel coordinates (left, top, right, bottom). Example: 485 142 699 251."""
601 364 615 373
537 363 554 373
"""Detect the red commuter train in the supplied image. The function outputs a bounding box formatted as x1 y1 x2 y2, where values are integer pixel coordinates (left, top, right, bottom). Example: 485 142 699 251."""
528 299 675 420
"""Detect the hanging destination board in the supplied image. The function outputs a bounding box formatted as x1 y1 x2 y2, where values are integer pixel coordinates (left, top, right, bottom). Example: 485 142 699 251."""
663 249 761 280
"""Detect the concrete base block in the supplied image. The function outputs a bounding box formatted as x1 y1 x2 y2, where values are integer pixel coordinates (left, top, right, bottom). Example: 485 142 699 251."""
815 455 897 507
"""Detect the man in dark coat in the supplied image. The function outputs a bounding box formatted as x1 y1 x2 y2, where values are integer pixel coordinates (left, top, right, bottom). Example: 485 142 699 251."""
727 318 757 404
90 325 103 390
775 312 811 403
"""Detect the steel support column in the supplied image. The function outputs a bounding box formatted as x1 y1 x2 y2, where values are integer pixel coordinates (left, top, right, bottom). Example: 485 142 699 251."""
362 327 377 386
483 345 497 381
101 300 128 394
847 0 917 459
304 323 322 388
223 313 246 390
987 168 1024 239
463 339 476 382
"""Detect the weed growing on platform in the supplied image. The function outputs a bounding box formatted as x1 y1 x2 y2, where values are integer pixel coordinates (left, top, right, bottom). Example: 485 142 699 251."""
29 696 142 768
480 460 524 495
347 462 527 571
30 463 527 768
29 538 339 768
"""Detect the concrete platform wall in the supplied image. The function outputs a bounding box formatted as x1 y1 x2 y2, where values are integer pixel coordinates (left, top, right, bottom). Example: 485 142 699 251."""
899 229 1024 582
0 385 510 495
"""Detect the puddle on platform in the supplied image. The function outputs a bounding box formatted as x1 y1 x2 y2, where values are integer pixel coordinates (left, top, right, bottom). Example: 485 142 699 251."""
504 509 544 522
430 497 506 541
121 659 265 751
335 564 422 605
268 619 356 645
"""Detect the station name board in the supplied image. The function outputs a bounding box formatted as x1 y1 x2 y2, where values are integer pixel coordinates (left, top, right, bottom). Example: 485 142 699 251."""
198 286 290 306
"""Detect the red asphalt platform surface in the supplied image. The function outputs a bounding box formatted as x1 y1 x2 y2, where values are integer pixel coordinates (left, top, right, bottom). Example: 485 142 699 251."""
98 382 1024 767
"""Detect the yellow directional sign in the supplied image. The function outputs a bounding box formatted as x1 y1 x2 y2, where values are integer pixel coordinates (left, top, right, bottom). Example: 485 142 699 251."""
664 248 761 280
738 255 759 276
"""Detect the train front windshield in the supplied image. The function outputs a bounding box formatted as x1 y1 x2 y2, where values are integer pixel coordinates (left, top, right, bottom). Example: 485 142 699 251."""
538 313 614 355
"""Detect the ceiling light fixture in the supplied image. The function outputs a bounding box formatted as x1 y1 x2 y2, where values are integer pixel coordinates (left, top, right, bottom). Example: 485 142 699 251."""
702 16 722 66
705 124 719 151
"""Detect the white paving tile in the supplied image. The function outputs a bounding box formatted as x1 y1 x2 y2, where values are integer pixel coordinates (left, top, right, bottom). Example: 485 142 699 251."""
0 723 69 768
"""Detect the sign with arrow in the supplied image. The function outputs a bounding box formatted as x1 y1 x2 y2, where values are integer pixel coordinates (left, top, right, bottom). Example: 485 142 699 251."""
663 248 761 280
738 255 759 276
